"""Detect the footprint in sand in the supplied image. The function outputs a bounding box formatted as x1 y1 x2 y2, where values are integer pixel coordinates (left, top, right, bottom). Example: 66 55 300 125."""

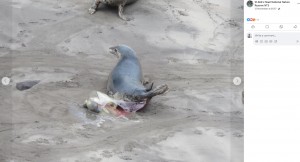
18 22 27 27
119 155 133 160
167 57 179 64
233 132 243 138
124 141 142 152
61 46 69 52
17 30 30 38
215 131 225 137
101 150 113 158
165 24 199 47
194 129 203 135
28 21 39 25
40 18 56 23
55 10 70 16
22 135 67 145
64 39 71 43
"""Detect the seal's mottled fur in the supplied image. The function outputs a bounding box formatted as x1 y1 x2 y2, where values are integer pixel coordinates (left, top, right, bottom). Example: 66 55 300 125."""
89 0 139 21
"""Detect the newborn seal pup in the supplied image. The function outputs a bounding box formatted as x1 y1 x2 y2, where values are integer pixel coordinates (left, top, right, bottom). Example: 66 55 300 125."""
107 45 168 103
89 0 139 21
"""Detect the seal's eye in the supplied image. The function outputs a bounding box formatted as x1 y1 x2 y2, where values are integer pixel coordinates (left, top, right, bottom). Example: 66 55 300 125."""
114 49 118 53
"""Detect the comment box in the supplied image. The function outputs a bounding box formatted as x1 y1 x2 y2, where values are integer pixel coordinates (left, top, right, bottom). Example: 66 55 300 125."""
251 32 300 45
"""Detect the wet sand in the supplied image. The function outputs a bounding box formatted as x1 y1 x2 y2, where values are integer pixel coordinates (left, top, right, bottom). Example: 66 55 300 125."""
0 0 244 161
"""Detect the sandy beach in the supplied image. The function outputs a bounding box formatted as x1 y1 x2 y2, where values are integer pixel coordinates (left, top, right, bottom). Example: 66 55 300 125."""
0 0 244 161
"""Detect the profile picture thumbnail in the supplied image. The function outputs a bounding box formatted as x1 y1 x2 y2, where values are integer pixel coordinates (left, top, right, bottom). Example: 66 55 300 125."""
247 0 254 7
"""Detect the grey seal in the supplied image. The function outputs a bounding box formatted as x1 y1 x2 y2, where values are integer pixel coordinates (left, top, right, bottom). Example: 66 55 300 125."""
89 0 139 21
107 45 168 103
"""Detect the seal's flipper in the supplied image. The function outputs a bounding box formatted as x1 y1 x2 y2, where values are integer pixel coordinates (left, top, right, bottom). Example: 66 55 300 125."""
89 0 101 14
147 84 168 98
135 84 168 101
118 3 131 21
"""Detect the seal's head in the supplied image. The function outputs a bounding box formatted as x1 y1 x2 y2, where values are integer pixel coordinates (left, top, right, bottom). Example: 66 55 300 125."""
109 45 136 58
